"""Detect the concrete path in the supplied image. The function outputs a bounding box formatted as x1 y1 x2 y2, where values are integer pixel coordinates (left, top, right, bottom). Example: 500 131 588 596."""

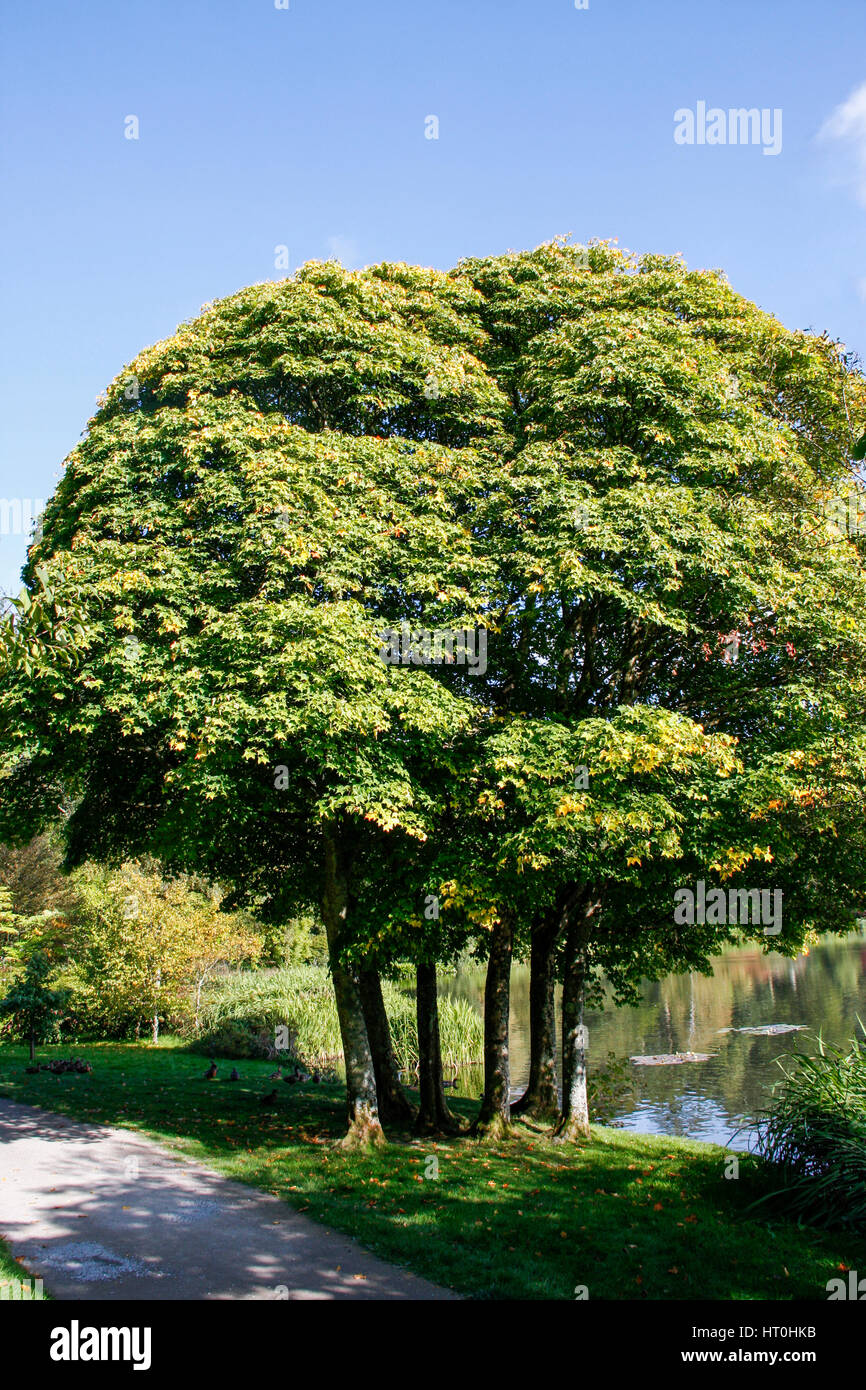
0 1099 456 1300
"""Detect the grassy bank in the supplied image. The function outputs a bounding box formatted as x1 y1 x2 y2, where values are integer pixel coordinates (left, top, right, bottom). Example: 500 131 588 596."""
1 1040 863 1300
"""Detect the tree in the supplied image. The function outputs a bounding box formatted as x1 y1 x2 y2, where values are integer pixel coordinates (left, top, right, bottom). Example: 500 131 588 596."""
1 241 865 1147
71 862 262 1042
0 259 502 1142
0 833 81 921
448 240 866 1137
0 950 67 1061
189 900 268 1034
341 827 469 1133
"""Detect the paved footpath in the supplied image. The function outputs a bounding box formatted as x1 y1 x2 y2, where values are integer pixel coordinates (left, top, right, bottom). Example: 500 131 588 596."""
0 1099 456 1300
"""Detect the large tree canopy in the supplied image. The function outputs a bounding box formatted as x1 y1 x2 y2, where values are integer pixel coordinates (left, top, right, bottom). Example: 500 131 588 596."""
2 240 865 1143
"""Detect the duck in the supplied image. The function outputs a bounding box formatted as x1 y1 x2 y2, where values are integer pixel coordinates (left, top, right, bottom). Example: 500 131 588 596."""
442 1061 459 1089
269 1065 283 1080
259 1089 279 1107
203 1060 218 1081
311 1070 321 1084
228 1067 241 1081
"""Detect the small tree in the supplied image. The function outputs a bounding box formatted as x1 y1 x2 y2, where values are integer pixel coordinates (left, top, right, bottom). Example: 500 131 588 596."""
71 861 262 1042
0 950 68 1061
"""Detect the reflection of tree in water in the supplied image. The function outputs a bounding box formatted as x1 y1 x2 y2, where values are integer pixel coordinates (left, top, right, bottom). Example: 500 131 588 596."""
444 933 866 1145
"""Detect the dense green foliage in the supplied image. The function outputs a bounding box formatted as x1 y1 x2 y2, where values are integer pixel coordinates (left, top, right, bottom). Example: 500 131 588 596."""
0 951 68 1056
2 238 865 1140
67 860 262 1040
752 1030 866 1230
0 841 265 1042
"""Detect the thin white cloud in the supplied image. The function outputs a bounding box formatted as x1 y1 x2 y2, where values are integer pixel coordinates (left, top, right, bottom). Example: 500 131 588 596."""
816 81 866 207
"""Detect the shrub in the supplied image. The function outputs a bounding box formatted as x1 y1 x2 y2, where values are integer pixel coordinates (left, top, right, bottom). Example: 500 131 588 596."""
750 1030 866 1230
185 1020 296 1061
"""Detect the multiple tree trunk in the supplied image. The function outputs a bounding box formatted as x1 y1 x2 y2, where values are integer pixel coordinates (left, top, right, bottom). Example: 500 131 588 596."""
322 823 599 1148
322 826 457 1145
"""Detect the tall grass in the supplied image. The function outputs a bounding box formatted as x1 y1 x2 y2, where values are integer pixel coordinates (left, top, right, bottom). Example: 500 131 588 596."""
750 1028 866 1231
194 965 483 1071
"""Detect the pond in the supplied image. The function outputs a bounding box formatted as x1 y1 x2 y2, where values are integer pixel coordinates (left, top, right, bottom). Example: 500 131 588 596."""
441 931 866 1150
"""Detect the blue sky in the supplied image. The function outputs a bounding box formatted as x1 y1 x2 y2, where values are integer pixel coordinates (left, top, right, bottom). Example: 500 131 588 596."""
1 0 864 594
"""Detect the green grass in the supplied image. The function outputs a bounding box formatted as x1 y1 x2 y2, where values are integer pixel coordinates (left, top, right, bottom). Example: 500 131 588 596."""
0 1236 48 1300
1 1040 864 1300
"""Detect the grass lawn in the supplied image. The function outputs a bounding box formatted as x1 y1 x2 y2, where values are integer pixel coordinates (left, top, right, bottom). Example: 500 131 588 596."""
0 1039 862 1300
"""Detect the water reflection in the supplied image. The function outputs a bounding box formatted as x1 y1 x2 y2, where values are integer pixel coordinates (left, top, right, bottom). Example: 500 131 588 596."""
441 932 866 1149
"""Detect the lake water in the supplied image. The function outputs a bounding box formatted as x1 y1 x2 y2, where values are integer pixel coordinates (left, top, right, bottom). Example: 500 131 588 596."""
441 931 866 1150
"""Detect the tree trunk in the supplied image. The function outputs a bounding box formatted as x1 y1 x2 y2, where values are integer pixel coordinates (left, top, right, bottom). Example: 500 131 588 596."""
474 913 514 1138
321 830 385 1147
512 912 560 1119
152 967 161 1046
29 1028 35 1063
358 967 415 1126
415 961 461 1134
554 896 599 1142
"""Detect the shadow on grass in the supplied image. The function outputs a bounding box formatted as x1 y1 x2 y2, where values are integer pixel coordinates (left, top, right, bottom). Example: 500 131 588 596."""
1 1041 863 1301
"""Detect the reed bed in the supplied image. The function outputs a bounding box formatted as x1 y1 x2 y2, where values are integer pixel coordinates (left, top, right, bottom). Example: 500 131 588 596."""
750 1030 866 1230
194 965 483 1072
